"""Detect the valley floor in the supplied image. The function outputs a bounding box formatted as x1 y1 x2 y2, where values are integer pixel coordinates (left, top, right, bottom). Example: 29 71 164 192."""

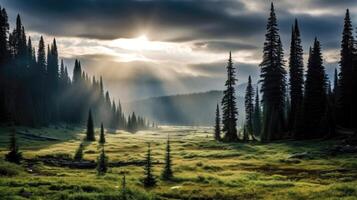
0 126 357 199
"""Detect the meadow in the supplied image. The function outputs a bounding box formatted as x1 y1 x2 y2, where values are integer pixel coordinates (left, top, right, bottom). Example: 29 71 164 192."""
0 126 357 200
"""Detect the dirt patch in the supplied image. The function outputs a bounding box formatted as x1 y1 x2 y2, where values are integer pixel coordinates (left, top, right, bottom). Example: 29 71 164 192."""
25 155 163 169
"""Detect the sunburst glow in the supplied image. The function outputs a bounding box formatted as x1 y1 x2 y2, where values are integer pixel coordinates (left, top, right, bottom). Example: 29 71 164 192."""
109 34 169 51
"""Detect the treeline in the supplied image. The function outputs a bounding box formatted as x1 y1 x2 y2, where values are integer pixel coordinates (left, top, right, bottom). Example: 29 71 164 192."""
215 3 357 142
0 7 149 132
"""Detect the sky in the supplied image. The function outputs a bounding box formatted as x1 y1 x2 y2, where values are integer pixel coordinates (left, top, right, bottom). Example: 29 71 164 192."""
1 0 356 102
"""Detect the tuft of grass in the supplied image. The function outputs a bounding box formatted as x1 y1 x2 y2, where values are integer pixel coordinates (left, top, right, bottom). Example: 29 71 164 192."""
0 160 25 177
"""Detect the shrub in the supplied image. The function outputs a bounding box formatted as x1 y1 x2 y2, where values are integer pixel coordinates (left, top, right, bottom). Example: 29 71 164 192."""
0 160 24 176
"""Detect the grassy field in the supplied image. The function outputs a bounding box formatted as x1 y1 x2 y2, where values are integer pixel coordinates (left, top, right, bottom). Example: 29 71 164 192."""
0 125 357 199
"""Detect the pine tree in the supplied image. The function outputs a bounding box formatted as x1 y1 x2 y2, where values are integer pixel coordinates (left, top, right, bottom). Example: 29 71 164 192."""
99 122 105 144
73 59 82 84
221 52 238 142
74 143 84 161
161 136 173 180
260 3 286 142
253 87 261 137
47 38 59 122
35 36 47 125
288 19 304 132
37 36 46 69
214 104 221 141
5 128 22 164
96 148 108 176
303 39 327 139
242 124 249 141
245 76 254 140
338 9 355 128
10 14 26 59
143 143 156 187
0 6 9 65
0 7 9 122
86 109 95 141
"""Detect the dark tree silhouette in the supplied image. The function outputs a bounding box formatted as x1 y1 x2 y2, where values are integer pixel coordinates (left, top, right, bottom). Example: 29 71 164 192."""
0 6 9 122
260 3 286 142
161 136 173 180
214 104 221 141
221 52 238 142
333 68 339 99
244 76 254 140
97 148 108 176
288 19 304 133
253 87 261 137
143 143 156 187
338 9 355 128
86 110 95 141
5 128 22 164
303 39 327 138
99 122 105 144
47 38 59 122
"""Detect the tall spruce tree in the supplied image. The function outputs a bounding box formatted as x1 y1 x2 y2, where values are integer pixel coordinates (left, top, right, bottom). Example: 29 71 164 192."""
161 136 173 180
245 76 254 139
338 9 355 128
0 6 9 65
0 7 9 122
37 36 47 124
253 86 261 137
288 19 304 132
303 39 327 138
221 52 238 142
214 104 221 141
143 143 156 187
260 3 286 142
86 109 95 141
47 38 59 122
352 34 357 130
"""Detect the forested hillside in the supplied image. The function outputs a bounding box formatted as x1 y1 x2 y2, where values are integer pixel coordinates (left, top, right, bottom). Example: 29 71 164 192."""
0 9 148 131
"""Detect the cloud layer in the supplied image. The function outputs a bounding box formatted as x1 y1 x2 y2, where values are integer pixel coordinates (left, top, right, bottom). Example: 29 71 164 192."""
1 0 355 101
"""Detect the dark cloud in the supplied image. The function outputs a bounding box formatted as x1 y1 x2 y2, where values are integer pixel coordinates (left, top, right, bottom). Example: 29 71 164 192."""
193 41 257 53
2 0 352 51
1 0 265 41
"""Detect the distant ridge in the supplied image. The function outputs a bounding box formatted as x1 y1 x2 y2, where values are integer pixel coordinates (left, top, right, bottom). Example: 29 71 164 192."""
123 90 246 126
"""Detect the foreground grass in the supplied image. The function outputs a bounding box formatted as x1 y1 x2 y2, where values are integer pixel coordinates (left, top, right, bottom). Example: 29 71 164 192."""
0 125 357 199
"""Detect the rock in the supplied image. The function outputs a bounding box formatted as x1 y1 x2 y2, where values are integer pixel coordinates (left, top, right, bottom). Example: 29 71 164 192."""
287 152 311 159
171 186 182 190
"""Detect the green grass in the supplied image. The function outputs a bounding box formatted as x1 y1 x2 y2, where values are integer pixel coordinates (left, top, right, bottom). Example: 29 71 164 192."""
0 125 357 199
